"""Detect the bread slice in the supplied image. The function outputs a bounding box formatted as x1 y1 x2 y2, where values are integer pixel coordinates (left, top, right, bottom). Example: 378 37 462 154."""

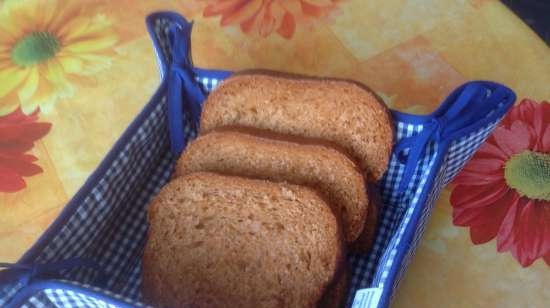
318 263 350 308
351 184 381 253
175 130 368 242
142 172 344 308
199 73 394 181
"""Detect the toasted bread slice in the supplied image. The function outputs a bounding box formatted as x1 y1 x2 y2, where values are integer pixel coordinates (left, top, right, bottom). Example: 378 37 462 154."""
143 172 344 308
199 73 394 181
175 130 368 242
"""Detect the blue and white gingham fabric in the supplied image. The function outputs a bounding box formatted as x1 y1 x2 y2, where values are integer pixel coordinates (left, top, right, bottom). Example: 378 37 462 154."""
0 12 515 308
15 281 152 308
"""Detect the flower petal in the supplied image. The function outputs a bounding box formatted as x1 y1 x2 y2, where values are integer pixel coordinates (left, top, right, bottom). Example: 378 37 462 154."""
0 99 22 117
0 67 27 98
56 14 93 41
496 192 522 252
17 67 39 103
19 122 51 141
470 222 501 245
0 123 24 140
22 74 57 115
63 32 117 54
36 0 60 31
0 56 14 69
301 0 334 17
0 152 37 162
453 170 503 185
531 101 550 137
20 96 41 115
462 157 504 174
450 181 509 209
240 11 258 33
451 184 495 206
0 7 27 41
303 0 335 6
261 1 287 38
42 61 75 102
0 165 26 192
492 125 530 156
204 0 248 17
60 54 111 75
58 55 83 74
541 125 550 152
0 140 34 154
452 189 511 227
544 252 550 266
0 155 42 176
44 61 68 85
277 0 301 17
515 99 536 123
221 0 263 26
476 140 508 161
277 11 296 39
512 200 549 267
38 0 80 34
511 120 535 148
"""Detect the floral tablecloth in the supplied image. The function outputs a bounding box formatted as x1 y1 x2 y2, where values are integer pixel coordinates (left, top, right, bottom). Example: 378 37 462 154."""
0 0 548 307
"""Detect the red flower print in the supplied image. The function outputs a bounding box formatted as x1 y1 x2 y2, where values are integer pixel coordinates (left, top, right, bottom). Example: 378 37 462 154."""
450 99 550 267
0 109 51 193
203 0 343 39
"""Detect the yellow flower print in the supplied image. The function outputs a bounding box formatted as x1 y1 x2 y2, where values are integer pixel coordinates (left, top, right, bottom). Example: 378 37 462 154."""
0 0 117 115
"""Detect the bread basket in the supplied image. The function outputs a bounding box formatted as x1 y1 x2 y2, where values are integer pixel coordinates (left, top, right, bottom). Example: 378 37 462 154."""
0 12 516 308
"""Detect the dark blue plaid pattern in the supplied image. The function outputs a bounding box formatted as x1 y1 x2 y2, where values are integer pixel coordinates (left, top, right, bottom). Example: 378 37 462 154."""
0 14 512 308
347 121 439 306
442 121 499 185
0 282 23 307
347 117 505 307
18 281 152 308
21 291 54 308
34 98 175 299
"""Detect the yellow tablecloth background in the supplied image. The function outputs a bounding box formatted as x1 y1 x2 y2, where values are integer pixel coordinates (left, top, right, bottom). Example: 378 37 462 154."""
0 0 548 307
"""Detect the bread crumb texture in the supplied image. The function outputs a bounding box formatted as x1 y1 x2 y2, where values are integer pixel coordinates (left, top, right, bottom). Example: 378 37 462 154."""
143 172 344 308
200 74 393 181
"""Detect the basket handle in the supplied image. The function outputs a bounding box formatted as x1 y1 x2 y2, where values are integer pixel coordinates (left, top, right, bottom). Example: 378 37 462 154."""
394 82 515 192
166 21 205 155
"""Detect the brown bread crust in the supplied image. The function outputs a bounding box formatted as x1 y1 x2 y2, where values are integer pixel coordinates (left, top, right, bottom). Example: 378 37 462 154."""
350 184 382 253
317 264 350 308
143 172 344 308
175 130 369 243
200 73 394 181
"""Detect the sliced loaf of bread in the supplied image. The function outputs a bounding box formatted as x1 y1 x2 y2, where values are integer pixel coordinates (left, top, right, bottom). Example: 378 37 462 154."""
142 172 344 308
351 184 382 252
318 263 350 308
175 130 368 242
199 73 394 181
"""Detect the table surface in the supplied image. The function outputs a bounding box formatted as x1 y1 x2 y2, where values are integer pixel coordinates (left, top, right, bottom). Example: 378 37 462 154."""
1 0 549 307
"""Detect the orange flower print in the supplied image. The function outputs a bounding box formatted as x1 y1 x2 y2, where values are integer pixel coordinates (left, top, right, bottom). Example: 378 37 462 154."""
203 0 343 39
